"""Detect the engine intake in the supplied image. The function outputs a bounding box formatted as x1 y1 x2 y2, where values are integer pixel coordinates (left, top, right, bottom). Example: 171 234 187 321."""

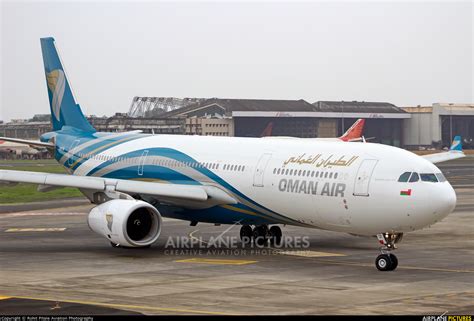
88 199 162 247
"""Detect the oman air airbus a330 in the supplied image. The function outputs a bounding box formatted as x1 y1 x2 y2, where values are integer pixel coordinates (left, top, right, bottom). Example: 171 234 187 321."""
0 38 465 271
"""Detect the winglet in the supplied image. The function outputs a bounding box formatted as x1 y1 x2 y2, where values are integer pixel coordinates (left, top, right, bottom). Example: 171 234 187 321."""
449 136 462 152
340 119 365 141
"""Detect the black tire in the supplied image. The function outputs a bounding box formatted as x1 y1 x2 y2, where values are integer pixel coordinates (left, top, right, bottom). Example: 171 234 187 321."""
375 254 392 271
269 226 282 246
253 225 268 247
388 253 398 271
240 225 253 244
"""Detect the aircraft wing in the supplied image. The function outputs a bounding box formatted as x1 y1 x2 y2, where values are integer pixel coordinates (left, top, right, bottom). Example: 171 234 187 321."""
422 135 465 164
0 137 54 148
0 170 237 206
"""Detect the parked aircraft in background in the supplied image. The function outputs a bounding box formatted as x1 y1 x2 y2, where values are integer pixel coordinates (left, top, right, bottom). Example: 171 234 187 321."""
0 38 465 271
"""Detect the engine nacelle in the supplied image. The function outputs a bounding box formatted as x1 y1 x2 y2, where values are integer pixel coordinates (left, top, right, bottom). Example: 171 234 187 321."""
87 199 162 247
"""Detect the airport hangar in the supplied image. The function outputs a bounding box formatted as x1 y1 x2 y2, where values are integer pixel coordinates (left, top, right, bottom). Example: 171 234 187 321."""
1 98 473 150
127 98 474 148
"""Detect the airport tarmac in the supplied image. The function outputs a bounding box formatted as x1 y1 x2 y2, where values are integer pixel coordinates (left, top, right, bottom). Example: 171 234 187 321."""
0 157 473 315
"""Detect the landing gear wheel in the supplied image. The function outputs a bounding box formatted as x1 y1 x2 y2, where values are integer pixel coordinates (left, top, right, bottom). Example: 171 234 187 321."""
375 254 393 271
240 225 253 245
269 226 282 246
388 253 398 270
253 225 269 247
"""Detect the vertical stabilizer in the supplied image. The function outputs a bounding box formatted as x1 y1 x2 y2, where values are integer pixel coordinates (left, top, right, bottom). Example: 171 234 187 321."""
40 37 95 132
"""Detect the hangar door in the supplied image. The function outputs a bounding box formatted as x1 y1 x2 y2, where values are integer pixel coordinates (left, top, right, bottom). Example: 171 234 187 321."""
353 159 378 196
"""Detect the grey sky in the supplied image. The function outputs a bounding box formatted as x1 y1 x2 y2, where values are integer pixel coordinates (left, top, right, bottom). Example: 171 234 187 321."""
1 1 472 121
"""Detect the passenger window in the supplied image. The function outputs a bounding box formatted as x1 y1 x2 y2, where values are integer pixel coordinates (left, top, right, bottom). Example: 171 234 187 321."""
435 173 447 182
398 172 411 182
420 173 438 182
409 172 419 183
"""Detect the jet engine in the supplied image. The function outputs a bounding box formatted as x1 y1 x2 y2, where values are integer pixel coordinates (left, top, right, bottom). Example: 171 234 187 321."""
87 199 162 247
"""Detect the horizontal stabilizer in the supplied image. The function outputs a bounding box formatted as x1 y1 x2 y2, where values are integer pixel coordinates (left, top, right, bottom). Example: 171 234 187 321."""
0 137 54 148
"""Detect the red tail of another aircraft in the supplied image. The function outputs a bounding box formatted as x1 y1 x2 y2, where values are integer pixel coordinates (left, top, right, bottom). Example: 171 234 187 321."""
340 119 365 142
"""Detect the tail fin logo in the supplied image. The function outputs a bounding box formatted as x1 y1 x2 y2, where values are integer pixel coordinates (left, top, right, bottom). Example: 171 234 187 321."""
46 69 66 121
450 136 462 151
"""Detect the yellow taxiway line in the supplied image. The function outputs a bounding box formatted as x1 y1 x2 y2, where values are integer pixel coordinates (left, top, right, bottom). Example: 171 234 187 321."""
175 258 257 265
0 296 11 300
0 294 238 315
277 250 346 257
5 228 66 232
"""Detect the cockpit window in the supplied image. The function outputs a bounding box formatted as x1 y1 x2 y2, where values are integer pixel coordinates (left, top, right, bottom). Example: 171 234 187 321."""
409 172 419 183
420 173 438 182
398 172 411 182
435 173 447 182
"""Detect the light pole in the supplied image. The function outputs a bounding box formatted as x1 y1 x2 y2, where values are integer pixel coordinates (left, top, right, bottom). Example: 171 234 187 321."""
341 100 344 135
450 107 453 144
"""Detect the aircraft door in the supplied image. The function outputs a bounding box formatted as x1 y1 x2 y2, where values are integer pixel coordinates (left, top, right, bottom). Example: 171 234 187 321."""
138 150 149 176
253 153 272 187
353 159 378 196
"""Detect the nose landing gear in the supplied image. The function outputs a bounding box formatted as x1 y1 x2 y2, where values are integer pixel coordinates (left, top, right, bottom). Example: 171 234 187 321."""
375 233 403 271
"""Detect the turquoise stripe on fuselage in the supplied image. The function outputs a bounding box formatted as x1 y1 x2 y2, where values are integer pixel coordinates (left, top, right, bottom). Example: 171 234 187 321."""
50 129 144 170
101 166 276 224
83 146 304 226
102 165 201 185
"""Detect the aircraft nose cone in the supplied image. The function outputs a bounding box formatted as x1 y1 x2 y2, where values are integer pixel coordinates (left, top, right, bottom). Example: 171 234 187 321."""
437 184 457 218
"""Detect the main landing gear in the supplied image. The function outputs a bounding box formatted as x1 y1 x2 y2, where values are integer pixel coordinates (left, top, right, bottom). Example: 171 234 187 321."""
375 233 403 271
239 224 282 246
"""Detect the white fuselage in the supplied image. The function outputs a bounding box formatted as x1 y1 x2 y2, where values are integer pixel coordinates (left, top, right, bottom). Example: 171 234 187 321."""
68 134 457 236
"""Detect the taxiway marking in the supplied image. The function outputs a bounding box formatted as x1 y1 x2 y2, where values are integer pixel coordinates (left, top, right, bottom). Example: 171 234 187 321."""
0 296 11 300
0 294 236 315
307 258 474 273
5 228 66 232
175 258 257 265
277 250 346 257
0 212 84 218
